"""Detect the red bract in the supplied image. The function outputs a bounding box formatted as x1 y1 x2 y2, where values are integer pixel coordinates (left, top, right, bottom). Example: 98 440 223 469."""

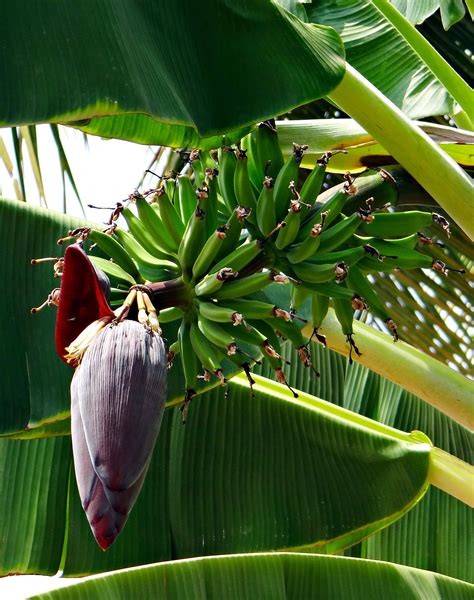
55 244 114 365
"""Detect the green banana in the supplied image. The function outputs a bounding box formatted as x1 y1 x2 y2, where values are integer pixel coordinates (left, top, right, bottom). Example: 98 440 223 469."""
163 177 177 204
353 233 419 251
203 169 219 235
211 239 264 274
214 270 276 300
256 176 276 237
151 189 185 250
192 227 228 282
247 319 285 358
299 153 329 208
255 119 284 180
89 255 137 287
346 266 399 341
87 229 142 282
359 249 432 272
241 129 264 190
300 280 357 300
178 206 207 279
177 175 197 224
311 293 329 329
286 211 328 264
218 298 292 321
362 253 458 275
178 320 199 413
273 143 307 220
113 227 178 281
275 184 302 249
135 195 176 254
198 301 243 324
194 268 237 297
166 338 180 368
332 294 361 364
298 172 356 239
247 319 295 389
190 321 226 383
307 245 368 266
290 285 310 312
234 149 258 220
292 261 349 284
158 306 184 323
226 354 259 393
264 316 306 349
189 150 205 188
214 206 249 262
197 315 237 355
317 208 373 254
221 320 266 346
218 147 239 213
358 211 449 238
265 316 313 368
310 293 330 346
121 207 168 259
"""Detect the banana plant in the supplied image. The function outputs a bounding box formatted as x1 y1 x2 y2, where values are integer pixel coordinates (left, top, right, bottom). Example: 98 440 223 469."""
0 1 472 598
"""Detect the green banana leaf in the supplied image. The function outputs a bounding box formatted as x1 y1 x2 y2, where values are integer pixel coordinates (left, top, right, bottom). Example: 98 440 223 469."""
0 436 70 575
255 342 473 583
27 554 474 599
391 0 466 30
0 1 345 145
0 375 431 576
305 0 462 119
357 379 473 583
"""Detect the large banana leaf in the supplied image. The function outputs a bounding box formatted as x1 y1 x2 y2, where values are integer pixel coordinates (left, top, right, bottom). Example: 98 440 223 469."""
28 554 474 599
0 1 344 146
0 375 431 576
0 436 70 575
256 342 473 583
305 0 465 119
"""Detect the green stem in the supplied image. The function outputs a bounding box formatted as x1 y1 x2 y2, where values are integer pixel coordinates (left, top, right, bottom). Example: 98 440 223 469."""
328 64 474 240
148 277 190 310
302 308 473 430
370 0 474 128
428 447 474 507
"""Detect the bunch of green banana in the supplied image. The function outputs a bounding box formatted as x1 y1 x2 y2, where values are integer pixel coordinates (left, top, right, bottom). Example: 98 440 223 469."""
43 120 465 413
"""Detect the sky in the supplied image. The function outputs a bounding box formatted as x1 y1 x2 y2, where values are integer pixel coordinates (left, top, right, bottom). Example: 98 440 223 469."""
0 125 162 224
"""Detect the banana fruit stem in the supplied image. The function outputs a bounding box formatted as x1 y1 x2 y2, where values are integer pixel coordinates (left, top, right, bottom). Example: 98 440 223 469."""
147 277 191 311
302 308 474 430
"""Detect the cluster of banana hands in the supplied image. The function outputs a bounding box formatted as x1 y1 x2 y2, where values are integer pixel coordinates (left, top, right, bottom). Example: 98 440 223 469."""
32 119 463 550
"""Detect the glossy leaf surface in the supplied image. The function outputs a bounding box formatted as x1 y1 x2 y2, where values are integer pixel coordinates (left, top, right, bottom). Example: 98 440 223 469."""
29 554 474 599
0 1 345 143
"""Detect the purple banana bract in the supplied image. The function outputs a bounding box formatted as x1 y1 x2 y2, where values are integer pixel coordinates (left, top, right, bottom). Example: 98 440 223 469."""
71 319 167 550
